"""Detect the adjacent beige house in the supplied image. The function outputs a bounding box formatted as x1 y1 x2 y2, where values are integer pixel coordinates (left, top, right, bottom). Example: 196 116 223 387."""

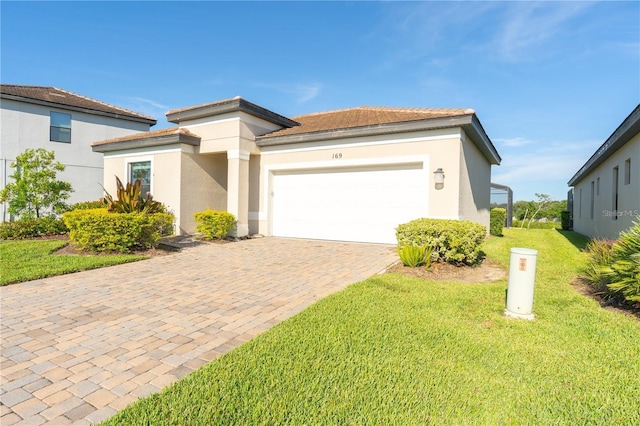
568 104 639 240
92 97 501 244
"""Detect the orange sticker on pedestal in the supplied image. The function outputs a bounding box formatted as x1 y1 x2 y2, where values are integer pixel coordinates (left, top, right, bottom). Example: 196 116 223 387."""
519 258 527 271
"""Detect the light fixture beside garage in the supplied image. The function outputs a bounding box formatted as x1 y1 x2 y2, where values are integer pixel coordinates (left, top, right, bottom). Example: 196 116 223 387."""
434 168 445 190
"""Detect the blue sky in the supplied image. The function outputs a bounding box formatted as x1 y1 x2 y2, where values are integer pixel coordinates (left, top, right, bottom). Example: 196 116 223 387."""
2 1 638 202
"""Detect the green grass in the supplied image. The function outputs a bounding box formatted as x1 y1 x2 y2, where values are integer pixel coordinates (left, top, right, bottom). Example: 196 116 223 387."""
0 239 147 286
103 228 640 425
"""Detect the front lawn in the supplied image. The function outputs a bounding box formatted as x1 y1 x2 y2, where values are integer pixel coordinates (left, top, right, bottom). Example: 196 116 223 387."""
0 239 147 286
102 228 640 425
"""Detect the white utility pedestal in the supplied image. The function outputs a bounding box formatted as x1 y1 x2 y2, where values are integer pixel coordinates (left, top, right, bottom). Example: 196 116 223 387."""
504 247 538 320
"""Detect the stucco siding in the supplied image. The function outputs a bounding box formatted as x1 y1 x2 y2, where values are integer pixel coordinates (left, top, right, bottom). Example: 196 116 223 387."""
459 131 491 231
572 134 639 240
179 152 227 235
181 112 282 155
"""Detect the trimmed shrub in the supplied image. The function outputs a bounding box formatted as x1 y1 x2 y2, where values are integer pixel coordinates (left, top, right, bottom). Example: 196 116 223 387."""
63 208 174 253
194 209 236 240
490 208 506 236
398 245 433 268
396 218 486 265
0 216 68 240
561 210 571 230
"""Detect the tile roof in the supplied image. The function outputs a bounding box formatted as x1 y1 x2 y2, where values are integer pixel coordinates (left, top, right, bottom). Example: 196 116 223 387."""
0 84 156 124
260 106 475 138
91 127 199 147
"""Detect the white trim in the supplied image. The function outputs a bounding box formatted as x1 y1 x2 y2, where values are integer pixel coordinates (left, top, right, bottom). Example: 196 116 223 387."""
103 144 188 158
227 149 251 161
259 132 459 155
260 154 430 229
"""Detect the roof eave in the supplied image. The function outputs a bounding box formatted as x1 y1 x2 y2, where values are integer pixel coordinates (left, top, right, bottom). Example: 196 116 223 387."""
0 93 157 125
257 114 501 165
568 104 640 186
166 98 299 128
463 115 501 165
92 133 201 153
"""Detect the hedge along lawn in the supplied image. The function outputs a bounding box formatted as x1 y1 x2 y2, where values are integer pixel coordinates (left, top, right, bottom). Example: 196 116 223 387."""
102 229 640 426
0 239 147 286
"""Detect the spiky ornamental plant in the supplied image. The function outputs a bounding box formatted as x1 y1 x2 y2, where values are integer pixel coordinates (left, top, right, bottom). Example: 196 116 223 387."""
100 176 164 214
601 219 640 303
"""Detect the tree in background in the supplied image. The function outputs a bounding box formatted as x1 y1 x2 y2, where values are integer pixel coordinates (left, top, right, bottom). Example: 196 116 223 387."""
0 148 73 219
513 198 566 222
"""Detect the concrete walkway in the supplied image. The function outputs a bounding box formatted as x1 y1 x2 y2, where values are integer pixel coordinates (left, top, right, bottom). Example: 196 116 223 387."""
0 238 397 425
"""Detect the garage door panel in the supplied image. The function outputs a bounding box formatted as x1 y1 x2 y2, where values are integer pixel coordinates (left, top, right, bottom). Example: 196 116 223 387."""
272 164 428 244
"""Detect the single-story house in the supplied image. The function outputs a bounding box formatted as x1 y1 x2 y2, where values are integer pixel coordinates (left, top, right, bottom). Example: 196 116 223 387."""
568 104 640 240
1 84 156 221
92 97 501 244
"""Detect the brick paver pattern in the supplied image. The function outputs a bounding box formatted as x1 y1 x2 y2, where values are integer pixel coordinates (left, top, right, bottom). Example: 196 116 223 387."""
0 237 397 425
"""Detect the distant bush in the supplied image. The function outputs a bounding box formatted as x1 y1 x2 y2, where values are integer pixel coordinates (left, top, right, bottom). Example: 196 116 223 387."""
512 220 560 229
561 211 571 230
396 218 486 265
194 209 236 240
0 216 68 240
490 208 506 236
63 208 174 253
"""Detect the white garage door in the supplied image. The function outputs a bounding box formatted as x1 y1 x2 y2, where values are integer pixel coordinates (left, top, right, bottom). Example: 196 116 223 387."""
271 163 428 244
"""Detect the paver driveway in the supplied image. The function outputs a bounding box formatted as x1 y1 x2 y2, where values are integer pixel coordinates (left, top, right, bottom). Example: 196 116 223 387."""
0 237 397 425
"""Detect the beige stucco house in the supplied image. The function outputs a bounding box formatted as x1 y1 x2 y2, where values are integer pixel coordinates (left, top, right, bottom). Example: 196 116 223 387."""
92 97 501 244
568 104 639 240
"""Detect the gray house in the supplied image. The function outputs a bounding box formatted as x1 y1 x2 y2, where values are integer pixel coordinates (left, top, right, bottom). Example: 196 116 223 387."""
1 85 156 220
568 104 639 240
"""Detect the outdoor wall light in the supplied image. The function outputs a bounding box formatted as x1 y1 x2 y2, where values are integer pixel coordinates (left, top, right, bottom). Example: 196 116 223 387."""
434 168 445 190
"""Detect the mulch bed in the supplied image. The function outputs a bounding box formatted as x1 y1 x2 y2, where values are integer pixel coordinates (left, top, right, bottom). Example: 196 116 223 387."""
386 258 507 283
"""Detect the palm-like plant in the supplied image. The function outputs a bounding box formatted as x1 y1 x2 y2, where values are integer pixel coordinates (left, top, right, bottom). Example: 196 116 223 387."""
101 176 164 214
600 219 640 303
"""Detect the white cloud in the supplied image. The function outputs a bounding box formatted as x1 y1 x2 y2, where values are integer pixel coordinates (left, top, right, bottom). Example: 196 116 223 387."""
493 2 593 62
494 137 532 148
493 139 601 187
125 97 168 111
253 81 322 104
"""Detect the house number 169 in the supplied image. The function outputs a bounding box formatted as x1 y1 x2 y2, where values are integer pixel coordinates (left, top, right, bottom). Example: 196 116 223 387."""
332 153 343 159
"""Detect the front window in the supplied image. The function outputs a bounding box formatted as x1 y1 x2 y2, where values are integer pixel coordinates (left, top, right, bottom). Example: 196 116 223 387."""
50 112 71 143
129 161 151 196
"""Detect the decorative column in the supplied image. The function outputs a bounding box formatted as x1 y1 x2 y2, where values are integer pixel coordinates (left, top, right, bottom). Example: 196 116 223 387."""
227 149 250 238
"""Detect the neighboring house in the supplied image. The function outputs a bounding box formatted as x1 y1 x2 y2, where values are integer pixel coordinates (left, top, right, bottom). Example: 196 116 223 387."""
92 97 501 244
568 104 640 240
0 84 156 221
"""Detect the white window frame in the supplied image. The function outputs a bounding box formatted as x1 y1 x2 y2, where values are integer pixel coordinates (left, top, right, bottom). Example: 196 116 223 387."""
124 157 154 196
